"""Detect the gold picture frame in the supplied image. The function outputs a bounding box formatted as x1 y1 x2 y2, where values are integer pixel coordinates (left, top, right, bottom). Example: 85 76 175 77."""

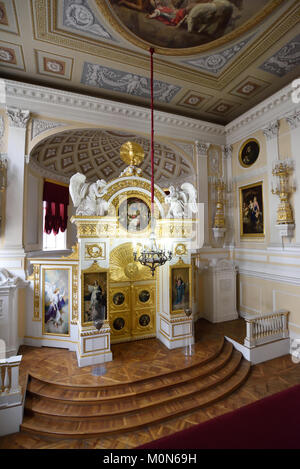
239 138 260 168
170 260 192 315
42 267 70 336
239 181 265 238
81 262 109 327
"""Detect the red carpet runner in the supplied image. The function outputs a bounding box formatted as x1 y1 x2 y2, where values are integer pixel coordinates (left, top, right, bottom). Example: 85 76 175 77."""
137 384 300 449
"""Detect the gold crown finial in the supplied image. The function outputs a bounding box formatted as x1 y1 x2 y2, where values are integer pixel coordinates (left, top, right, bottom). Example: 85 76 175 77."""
120 141 145 167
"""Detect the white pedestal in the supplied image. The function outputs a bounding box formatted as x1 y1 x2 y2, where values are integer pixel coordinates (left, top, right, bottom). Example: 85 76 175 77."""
158 313 194 350
203 258 238 323
76 323 113 367
0 269 28 356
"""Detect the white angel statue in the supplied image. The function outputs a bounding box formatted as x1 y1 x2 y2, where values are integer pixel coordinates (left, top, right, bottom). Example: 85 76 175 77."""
165 183 197 218
69 172 108 216
45 283 65 328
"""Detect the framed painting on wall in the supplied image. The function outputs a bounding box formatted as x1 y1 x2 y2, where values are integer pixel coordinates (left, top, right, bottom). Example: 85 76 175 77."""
239 138 260 168
170 261 192 314
42 268 70 336
239 181 264 238
81 263 108 326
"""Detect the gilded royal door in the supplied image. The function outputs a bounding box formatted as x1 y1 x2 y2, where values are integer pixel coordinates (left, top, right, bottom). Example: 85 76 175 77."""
109 243 157 343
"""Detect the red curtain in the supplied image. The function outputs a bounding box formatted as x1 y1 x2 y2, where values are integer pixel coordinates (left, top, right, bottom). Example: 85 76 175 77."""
43 181 69 236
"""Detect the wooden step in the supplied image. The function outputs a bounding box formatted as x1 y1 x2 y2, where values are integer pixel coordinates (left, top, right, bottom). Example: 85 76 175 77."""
24 349 241 418
21 357 251 438
26 341 233 403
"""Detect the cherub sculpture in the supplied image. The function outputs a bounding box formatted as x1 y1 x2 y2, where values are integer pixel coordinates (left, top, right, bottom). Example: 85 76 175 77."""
165 182 197 218
69 172 108 216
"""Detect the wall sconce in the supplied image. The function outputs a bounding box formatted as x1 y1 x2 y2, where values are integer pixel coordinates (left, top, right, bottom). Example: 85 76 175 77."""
211 177 226 240
271 159 295 239
0 154 7 226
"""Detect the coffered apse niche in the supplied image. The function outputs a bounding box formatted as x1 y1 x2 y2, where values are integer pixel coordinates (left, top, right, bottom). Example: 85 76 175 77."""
29 128 195 187
0 0 299 125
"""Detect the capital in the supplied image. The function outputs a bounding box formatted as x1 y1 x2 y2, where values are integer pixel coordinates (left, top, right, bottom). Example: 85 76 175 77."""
195 141 209 157
263 120 279 141
6 107 30 129
223 144 233 159
286 110 300 130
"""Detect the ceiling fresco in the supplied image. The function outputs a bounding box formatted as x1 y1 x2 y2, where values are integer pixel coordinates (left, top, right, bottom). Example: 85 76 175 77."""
0 0 299 125
104 0 272 53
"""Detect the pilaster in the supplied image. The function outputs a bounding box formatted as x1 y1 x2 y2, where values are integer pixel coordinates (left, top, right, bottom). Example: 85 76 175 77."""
286 110 300 244
195 141 210 247
263 120 280 246
222 144 234 247
2 107 30 269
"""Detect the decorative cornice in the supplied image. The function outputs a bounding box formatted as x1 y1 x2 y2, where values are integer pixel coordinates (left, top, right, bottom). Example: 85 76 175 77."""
225 82 296 143
6 107 30 129
286 110 300 130
1 79 225 143
263 120 280 141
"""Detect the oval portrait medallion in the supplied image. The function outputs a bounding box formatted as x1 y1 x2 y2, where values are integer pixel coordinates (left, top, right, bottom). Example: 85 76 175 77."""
239 138 260 168
139 314 150 327
113 292 125 305
139 290 150 303
113 317 125 330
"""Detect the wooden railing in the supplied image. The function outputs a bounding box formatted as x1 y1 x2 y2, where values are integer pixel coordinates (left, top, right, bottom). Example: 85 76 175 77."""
244 310 289 348
0 355 22 407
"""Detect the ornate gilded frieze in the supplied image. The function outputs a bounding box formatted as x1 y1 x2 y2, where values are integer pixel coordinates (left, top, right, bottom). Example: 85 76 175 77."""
33 264 40 321
157 219 196 239
71 216 118 238
71 265 79 324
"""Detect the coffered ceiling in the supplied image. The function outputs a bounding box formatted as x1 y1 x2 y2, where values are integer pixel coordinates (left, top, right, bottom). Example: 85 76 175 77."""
0 0 299 125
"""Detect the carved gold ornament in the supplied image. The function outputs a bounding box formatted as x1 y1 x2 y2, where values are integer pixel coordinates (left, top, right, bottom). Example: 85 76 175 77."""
109 242 154 282
72 265 79 324
33 264 40 321
62 243 79 260
272 160 295 225
85 243 104 259
120 141 144 167
174 243 188 256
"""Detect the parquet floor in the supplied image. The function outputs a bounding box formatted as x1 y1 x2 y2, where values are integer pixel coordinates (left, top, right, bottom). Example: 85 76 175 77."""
1 319 299 449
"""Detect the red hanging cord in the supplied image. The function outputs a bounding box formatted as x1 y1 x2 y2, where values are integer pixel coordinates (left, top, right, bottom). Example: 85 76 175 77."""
150 47 155 216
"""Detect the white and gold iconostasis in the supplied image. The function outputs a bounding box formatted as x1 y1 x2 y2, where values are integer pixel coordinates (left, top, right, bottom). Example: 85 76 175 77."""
0 79 299 365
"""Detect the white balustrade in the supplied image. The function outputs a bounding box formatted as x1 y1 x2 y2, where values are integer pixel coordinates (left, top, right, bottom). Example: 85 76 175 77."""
0 355 22 407
244 310 289 348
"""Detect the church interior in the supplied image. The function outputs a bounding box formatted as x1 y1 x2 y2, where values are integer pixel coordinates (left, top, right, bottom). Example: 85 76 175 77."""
0 0 300 450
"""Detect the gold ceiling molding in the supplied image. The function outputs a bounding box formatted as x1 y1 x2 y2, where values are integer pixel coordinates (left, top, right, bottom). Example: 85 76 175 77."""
96 0 285 56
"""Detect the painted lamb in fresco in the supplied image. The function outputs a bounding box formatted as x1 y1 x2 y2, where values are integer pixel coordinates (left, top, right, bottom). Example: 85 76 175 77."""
69 172 109 216
165 182 198 218
109 0 261 49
